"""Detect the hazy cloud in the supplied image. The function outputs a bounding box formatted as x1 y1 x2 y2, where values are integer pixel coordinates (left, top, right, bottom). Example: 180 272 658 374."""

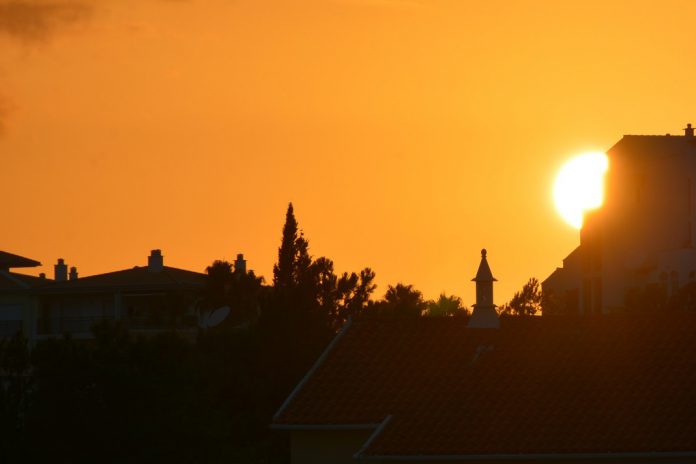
0 0 91 43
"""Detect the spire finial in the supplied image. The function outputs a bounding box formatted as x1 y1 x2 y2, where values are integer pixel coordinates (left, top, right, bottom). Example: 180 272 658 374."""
481 248 487 258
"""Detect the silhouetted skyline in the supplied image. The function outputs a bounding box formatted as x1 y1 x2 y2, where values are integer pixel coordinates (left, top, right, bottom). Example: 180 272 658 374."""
3 0 696 302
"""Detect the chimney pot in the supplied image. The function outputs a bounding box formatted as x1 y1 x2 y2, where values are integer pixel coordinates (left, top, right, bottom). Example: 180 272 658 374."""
148 249 164 272
685 123 694 137
234 253 247 274
54 258 68 282
69 266 78 280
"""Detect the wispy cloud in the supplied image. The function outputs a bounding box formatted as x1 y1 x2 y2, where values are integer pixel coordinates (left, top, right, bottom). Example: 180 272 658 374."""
0 0 91 43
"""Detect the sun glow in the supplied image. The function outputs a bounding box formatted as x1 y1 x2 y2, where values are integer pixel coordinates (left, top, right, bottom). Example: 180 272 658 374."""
553 152 609 229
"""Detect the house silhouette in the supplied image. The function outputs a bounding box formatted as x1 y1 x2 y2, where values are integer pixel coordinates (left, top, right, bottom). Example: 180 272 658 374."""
0 249 208 343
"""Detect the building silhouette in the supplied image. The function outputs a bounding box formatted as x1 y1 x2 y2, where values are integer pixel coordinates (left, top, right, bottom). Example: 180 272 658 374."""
544 124 696 314
0 249 223 343
37 249 205 340
0 251 46 337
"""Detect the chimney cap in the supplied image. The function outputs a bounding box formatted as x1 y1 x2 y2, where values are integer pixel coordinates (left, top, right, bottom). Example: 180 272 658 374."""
148 248 164 272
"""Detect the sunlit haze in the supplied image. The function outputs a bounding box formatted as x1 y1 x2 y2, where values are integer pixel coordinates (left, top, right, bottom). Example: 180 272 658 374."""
3 0 696 303
553 152 609 229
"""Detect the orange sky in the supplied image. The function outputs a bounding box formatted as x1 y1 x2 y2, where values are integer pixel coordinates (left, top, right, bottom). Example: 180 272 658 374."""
2 0 696 305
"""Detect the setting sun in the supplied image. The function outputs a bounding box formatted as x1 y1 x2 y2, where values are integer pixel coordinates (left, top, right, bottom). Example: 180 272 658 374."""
553 152 609 229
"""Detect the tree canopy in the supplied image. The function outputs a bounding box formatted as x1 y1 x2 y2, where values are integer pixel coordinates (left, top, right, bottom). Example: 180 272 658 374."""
499 277 542 316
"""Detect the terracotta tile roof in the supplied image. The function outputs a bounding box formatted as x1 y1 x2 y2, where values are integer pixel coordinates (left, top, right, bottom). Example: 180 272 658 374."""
39 266 205 293
273 315 696 458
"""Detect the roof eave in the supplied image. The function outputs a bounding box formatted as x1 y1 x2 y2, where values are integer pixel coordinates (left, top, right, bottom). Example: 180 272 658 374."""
355 451 696 461
37 282 204 295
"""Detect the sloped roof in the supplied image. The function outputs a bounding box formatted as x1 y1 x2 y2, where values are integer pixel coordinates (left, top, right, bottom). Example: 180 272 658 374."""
40 266 206 293
0 250 41 269
0 270 48 292
273 315 696 459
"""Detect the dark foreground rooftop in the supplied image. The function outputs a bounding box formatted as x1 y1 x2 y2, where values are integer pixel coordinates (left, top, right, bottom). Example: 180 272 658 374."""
274 314 696 459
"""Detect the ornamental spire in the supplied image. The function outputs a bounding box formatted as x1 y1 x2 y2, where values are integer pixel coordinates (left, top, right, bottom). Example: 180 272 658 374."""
468 249 500 329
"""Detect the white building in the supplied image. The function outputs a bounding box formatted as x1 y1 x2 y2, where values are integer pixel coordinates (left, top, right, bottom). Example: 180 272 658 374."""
543 124 696 314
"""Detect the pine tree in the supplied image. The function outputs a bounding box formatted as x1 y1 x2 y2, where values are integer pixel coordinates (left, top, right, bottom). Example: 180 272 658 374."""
500 277 542 316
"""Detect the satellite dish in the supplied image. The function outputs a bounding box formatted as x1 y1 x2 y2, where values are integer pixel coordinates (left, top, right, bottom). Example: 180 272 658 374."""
198 305 230 329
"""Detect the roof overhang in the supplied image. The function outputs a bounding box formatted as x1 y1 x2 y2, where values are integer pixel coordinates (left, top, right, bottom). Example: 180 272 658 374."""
37 282 204 295
355 451 696 461
0 251 41 269
353 415 696 462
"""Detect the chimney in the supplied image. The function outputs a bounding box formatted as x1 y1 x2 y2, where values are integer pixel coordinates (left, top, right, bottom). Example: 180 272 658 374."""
234 253 247 274
54 259 68 282
468 249 500 329
69 266 78 280
148 249 164 272
685 123 694 138
39 273 46 280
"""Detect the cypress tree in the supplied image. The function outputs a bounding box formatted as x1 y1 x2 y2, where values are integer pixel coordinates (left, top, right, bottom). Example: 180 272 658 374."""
273 203 298 289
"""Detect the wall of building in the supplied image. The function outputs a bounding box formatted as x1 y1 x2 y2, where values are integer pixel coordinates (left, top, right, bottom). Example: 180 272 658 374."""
290 429 374 464
0 294 39 344
38 293 117 337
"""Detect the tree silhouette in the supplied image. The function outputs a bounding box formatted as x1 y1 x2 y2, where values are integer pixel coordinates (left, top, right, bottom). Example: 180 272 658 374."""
311 257 376 330
371 283 427 317
426 293 469 317
264 203 377 332
500 277 542 316
203 259 265 327
273 202 311 290
204 260 234 310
